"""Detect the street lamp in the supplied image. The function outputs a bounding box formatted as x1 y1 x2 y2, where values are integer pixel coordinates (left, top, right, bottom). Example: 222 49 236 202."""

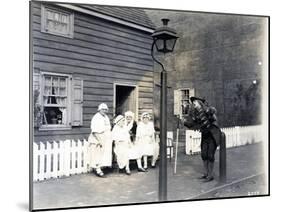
151 18 178 201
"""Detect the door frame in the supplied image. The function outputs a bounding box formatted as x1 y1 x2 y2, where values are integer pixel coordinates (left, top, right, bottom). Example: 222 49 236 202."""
113 82 139 120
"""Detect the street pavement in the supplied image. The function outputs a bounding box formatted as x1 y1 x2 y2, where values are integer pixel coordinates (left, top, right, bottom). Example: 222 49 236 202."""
33 143 268 210
194 174 267 199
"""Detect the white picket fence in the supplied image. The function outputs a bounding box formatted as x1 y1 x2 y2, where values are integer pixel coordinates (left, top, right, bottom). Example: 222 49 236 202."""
33 139 90 181
185 125 263 155
33 126 262 181
33 132 174 182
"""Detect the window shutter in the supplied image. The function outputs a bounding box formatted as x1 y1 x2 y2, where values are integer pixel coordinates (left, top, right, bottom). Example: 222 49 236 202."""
33 71 40 92
33 71 41 106
189 88 195 98
174 89 181 115
33 71 42 127
71 77 83 126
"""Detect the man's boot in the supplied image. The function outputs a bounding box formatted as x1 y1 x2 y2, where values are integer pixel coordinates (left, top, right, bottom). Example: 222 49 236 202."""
198 160 209 179
204 162 214 182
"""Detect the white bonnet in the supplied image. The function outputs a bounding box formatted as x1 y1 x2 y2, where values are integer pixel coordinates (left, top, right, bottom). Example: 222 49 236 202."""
114 115 125 124
125 111 134 118
98 103 108 111
141 112 150 120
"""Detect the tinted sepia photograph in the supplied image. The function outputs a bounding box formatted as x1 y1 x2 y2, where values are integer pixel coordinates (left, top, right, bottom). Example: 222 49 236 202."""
30 0 269 211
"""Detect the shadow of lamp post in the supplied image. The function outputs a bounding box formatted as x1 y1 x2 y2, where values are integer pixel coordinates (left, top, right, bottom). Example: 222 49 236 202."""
151 18 178 201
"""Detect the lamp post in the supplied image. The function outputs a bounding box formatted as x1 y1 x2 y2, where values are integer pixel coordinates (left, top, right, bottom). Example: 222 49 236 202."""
151 18 178 201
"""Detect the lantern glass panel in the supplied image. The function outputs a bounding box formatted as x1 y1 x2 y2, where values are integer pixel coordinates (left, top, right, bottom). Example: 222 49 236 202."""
155 39 164 51
166 38 177 52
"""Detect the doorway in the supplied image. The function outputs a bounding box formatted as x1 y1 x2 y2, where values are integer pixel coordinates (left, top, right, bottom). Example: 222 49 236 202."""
114 84 138 119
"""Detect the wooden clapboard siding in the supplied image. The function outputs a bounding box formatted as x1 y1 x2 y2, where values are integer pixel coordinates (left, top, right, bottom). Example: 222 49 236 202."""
32 32 153 59
83 94 113 102
74 26 152 49
74 17 152 44
82 81 153 94
35 130 90 142
139 97 154 102
138 86 154 93
33 4 153 39
32 2 154 142
31 11 152 54
32 11 153 44
33 52 153 73
33 41 153 66
32 3 153 42
32 32 152 60
33 62 153 81
32 21 152 52
139 92 154 98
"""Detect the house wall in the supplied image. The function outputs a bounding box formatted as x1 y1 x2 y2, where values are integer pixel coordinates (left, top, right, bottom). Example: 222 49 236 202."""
146 10 268 133
32 2 154 142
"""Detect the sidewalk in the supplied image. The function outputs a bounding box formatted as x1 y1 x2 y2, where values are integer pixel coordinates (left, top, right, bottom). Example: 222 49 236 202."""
33 143 267 210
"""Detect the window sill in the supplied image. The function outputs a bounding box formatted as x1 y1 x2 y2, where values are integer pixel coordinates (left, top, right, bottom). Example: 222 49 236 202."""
39 125 72 131
41 30 74 39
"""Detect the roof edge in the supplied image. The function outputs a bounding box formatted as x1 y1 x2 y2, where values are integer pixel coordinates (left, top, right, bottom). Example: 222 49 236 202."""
56 3 154 33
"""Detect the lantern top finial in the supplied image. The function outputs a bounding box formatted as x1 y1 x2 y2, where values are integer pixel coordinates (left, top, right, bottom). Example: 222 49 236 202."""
161 18 170 26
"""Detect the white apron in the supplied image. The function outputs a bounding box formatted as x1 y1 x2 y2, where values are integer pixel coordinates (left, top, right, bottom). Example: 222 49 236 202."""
112 125 130 169
124 121 142 160
88 112 112 168
128 142 143 160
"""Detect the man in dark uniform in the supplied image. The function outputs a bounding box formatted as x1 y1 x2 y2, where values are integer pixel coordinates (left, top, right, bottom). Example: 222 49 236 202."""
183 97 222 182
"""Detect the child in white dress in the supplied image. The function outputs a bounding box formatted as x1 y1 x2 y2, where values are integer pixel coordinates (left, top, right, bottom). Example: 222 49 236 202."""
136 112 159 170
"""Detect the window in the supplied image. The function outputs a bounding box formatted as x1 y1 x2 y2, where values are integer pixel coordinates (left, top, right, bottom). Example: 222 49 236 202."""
33 71 83 130
174 88 195 118
41 5 74 38
42 74 69 126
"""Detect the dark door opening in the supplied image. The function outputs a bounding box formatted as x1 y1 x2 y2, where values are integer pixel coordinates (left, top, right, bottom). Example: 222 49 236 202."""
114 84 137 117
